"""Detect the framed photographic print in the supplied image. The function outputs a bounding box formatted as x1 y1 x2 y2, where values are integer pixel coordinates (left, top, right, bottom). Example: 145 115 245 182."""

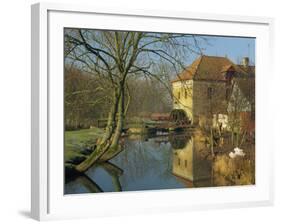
31 2 274 221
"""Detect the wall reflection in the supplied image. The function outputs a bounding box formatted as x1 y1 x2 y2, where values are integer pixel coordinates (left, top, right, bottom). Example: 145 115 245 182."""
172 132 213 188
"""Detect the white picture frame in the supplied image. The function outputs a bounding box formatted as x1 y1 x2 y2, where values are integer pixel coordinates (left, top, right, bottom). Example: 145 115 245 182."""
31 2 274 221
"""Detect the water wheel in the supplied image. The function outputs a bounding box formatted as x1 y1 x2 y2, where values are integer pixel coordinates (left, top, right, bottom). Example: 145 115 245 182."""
170 109 190 126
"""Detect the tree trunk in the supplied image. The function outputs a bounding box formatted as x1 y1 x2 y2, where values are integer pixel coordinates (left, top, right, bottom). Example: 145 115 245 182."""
239 130 246 148
75 86 125 173
235 128 240 147
98 88 120 145
210 127 215 157
109 88 124 148
231 127 234 145
99 88 125 161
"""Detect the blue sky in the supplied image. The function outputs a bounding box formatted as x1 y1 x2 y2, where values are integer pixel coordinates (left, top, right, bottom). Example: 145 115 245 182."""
64 29 256 72
191 35 255 65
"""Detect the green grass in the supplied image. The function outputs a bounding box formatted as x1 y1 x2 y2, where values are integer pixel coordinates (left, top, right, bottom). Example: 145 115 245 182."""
64 127 104 162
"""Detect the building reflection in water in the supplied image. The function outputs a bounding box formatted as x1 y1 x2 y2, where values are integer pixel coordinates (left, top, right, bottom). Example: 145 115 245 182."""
171 133 213 188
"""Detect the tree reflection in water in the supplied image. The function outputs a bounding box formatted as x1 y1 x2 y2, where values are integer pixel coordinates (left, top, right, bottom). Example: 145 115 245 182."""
65 161 123 194
65 130 255 194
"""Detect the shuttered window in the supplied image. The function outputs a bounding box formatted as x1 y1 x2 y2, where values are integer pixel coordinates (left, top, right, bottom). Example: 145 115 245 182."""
207 87 213 99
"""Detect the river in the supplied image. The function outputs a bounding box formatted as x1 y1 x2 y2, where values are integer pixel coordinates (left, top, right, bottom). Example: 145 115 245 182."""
65 131 255 194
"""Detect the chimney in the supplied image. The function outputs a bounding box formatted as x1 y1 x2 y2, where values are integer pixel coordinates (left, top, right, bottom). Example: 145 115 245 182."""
242 57 249 67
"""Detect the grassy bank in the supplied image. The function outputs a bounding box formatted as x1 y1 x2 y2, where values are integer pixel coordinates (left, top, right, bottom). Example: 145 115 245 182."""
64 127 104 163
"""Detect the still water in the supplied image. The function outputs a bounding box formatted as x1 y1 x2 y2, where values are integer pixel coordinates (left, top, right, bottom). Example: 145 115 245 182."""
65 132 217 194
65 131 255 194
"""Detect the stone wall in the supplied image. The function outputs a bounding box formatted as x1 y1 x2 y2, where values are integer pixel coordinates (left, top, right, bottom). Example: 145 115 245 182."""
193 80 229 126
172 80 193 122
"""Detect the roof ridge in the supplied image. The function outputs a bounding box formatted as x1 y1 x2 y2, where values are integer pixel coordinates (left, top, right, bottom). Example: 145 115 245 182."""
193 55 203 79
227 59 249 75
201 54 228 59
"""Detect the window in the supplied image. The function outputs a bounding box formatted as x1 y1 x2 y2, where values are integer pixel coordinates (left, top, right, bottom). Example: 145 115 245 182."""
178 158 181 166
185 160 187 168
207 87 213 99
226 88 230 100
178 91 181 99
184 90 187 99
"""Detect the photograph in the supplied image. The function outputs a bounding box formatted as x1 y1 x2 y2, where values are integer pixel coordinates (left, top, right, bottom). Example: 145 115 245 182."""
63 28 255 194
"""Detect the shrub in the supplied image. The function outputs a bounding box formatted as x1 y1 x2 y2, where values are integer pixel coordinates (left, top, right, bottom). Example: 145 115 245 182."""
213 154 254 185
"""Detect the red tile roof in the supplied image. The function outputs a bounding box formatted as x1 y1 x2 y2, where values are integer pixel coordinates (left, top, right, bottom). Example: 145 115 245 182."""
172 55 253 82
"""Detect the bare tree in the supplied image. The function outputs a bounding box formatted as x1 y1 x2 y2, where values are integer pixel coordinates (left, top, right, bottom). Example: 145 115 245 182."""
227 78 254 147
64 67 112 129
65 29 203 172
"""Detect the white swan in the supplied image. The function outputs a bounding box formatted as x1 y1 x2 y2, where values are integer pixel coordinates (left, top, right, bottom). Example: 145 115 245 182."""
229 147 245 158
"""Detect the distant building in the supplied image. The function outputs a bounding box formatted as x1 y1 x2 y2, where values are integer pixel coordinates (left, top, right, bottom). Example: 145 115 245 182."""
227 75 255 133
150 113 170 121
171 55 255 129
